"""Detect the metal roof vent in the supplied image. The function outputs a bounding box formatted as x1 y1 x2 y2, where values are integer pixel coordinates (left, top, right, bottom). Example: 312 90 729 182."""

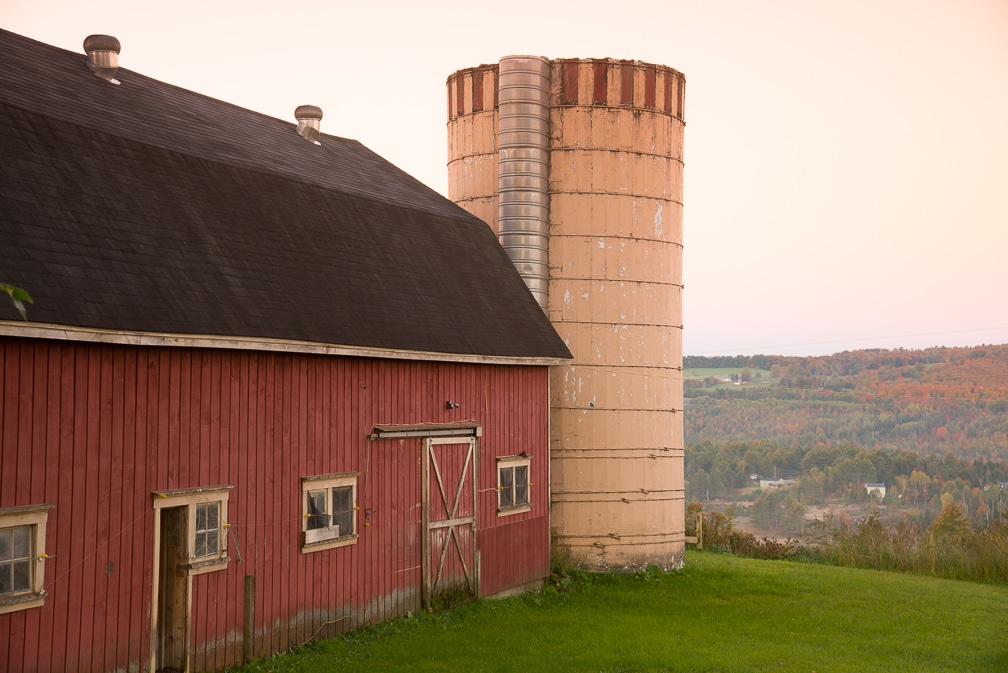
83 34 121 85
295 105 323 145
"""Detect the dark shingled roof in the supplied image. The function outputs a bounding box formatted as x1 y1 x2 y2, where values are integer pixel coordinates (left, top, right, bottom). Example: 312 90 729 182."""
0 30 571 361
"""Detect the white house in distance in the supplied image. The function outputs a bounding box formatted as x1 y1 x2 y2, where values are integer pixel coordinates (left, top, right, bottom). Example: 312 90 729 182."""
865 483 887 500
759 478 797 490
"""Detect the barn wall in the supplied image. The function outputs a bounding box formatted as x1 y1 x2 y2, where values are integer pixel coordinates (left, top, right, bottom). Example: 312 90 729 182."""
0 336 550 673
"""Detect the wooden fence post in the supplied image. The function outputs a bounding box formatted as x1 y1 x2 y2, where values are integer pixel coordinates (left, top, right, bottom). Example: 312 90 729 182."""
243 574 255 663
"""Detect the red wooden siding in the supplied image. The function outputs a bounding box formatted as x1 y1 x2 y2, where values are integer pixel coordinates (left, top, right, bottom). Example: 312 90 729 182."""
0 336 551 673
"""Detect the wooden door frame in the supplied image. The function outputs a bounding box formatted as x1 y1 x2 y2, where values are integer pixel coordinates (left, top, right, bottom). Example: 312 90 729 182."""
421 436 478 611
150 504 191 673
148 485 231 673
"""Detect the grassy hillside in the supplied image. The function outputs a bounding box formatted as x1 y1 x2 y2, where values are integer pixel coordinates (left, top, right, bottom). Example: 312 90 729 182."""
227 552 1008 673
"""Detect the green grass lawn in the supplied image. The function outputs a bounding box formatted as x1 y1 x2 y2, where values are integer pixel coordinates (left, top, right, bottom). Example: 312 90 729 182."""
229 552 1008 673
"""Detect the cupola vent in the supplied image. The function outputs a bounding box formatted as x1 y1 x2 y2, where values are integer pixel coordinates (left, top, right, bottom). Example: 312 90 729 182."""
294 105 323 144
83 34 121 84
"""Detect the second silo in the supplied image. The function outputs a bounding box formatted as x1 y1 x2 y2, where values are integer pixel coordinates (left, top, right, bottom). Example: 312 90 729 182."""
447 57 686 570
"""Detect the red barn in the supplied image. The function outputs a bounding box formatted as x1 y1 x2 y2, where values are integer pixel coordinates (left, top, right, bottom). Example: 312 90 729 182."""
0 30 570 673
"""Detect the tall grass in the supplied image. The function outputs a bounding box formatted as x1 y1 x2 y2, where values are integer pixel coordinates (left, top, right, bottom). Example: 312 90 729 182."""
809 513 1008 583
688 502 1008 583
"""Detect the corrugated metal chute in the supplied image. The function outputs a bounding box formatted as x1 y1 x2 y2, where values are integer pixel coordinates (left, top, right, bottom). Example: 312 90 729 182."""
497 56 550 311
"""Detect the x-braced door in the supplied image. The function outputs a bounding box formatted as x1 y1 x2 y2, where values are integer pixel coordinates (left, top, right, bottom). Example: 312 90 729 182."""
422 436 477 611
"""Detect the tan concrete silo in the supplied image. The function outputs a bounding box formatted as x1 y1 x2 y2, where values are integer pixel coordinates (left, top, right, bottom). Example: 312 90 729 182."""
447 57 685 570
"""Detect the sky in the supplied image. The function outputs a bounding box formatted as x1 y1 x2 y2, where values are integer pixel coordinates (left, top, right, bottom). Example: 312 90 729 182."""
4 0 1007 357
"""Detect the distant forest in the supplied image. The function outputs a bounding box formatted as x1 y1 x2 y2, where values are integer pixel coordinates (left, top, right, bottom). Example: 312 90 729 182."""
683 345 1008 527
685 344 1008 462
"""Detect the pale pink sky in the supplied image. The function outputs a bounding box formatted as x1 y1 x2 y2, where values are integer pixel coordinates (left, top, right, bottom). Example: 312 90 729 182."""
4 0 1007 356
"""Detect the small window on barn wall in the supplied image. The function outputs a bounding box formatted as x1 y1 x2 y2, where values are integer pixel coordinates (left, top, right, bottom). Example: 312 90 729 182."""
0 504 54 615
151 485 232 575
301 473 359 553
497 455 532 516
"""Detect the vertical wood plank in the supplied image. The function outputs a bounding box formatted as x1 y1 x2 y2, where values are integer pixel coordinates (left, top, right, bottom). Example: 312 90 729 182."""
263 353 276 656
130 347 150 668
89 344 113 673
166 349 180 489
106 347 127 673
2 340 23 510
35 343 61 673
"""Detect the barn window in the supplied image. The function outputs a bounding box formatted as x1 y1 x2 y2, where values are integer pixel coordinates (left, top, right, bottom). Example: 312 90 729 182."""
497 455 532 516
151 486 231 575
301 473 359 553
194 502 221 558
0 504 53 615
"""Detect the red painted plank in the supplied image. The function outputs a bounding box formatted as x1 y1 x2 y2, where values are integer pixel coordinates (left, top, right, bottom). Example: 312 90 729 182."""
2 340 24 509
128 347 148 669
90 345 114 673
219 351 237 668
33 344 60 673
13 342 34 673
103 348 126 673
249 352 265 658
14 341 33 510
282 357 294 637
263 354 278 655
0 340 7 507
67 346 93 670
178 349 193 487
201 351 214 486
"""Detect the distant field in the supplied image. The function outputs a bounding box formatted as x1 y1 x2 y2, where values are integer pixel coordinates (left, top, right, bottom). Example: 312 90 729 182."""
227 552 1008 673
684 367 776 383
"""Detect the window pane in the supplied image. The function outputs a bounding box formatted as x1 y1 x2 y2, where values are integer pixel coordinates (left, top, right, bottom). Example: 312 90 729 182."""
194 503 221 557
0 563 11 594
206 530 219 556
515 465 529 506
499 467 514 508
310 490 327 515
13 559 31 593
332 486 352 513
307 490 330 530
207 503 219 530
333 486 353 536
0 529 10 561
12 526 30 558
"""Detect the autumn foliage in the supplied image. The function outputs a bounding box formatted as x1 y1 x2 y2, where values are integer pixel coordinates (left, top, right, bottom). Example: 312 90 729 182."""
685 344 1008 463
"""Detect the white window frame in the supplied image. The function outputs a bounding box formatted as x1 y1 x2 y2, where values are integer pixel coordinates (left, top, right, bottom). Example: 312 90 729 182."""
497 455 532 516
301 472 359 553
0 503 54 615
151 485 232 575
